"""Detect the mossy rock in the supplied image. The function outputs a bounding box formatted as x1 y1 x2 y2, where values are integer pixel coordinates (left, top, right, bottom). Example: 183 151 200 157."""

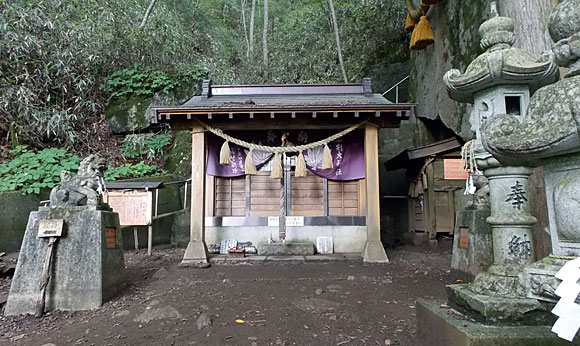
165 131 192 178
105 82 197 135
105 94 153 134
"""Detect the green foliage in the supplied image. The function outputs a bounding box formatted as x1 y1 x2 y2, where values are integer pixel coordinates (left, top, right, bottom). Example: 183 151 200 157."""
0 0 205 148
103 64 208 98
0 145 162 193
0 0 410 155
0 146 81 194
105 161 160 181
122 132 172 160
195 0 408 87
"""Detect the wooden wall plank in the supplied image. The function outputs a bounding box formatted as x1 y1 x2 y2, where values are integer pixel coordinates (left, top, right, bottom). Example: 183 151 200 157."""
364 124 381 242
291 204 324 211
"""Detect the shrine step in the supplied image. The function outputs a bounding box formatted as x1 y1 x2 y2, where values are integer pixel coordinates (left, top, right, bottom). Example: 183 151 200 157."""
257 242 315 256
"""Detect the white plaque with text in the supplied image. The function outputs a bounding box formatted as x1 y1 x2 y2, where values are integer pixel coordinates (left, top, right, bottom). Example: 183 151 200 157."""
267 216 304 227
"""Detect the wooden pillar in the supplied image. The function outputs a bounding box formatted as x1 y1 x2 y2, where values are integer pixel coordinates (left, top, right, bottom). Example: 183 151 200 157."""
181 124 209 266
363 124 389 263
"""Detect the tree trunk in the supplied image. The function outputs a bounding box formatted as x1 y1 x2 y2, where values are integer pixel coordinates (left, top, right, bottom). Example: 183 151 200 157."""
240 0 250 59
191 0 201 32
328 0 348 83
139 0 157 29
263 0 269 68
498 0 555 55
249 0 257 59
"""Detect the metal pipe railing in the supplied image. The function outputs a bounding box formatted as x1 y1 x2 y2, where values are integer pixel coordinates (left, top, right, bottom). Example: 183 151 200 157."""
382 76 410 103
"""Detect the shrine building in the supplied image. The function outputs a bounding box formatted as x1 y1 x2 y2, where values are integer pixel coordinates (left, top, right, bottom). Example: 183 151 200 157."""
152 79 415 264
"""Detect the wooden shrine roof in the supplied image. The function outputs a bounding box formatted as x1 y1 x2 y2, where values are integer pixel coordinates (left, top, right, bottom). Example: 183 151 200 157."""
384 137 463 171
151 79 415 130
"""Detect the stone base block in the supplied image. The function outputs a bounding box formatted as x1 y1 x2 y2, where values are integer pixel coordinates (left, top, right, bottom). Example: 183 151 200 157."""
524 257 568 303
416 299 578 346
412 232 429 246
180 241 209 266
429 239 439 250
257 242 315 256
5 207 126 316
362 241 389 263
451 208 492 276
447 284 552 325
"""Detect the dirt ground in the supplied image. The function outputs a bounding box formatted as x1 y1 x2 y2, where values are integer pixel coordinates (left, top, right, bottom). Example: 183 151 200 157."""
0 241 469 346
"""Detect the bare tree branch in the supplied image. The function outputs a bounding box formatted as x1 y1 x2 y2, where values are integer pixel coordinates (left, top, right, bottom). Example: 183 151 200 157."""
328 0 348 83
240 0 250 59
139 0 157 29
191 0 201 31
263 0 269 68
249 0 257 59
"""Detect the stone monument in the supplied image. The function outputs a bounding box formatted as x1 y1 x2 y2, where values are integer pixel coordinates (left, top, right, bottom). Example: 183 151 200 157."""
443 1 561 322
480 0 580 304
4 155 126 316
417 1 580 345
444 2 558 306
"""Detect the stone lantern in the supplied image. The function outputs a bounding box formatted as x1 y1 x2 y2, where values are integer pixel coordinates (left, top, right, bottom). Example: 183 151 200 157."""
480 0 580 303
442 2 560 321
444 3 558 139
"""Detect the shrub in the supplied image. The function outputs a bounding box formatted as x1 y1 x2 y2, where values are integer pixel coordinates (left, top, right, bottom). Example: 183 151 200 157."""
0 146 81 194
105 161 160 181
122 132 172 161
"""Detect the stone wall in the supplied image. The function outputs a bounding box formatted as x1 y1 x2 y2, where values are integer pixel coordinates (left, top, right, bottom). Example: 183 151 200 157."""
409 0 492 140
0 189 50 252
409 0 555 140
203 226 367 254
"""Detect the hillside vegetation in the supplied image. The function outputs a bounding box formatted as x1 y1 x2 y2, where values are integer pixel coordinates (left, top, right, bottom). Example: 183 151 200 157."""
0 0 408 191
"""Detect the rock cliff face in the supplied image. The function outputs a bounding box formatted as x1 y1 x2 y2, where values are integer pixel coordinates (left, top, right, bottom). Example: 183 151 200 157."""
409 0 555 140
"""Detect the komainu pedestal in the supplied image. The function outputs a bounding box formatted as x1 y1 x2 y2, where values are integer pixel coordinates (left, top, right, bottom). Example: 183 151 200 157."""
4 206 126 315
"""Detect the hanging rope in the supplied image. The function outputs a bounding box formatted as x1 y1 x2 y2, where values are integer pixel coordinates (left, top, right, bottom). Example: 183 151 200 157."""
461 140 482 174
194 117 368 154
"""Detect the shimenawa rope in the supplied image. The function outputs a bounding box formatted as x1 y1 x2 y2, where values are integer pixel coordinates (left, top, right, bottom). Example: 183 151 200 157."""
193 118 368 178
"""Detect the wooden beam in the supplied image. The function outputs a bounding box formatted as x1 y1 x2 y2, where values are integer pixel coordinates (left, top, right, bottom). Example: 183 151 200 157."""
205 174 215 217
426 163 436 239
163 113 402 131
363 124 388 262
192 126 205 238
365 124 381 242
182 124 209 265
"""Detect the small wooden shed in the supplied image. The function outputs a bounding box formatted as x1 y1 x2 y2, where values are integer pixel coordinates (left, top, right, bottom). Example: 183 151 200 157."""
152 79 415 264
384 138 467 240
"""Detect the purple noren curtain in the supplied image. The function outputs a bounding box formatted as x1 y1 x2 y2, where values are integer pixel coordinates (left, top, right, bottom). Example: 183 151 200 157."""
206 130 365 181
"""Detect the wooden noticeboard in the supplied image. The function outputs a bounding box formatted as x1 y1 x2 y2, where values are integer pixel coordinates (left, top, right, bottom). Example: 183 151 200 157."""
443 159 469 180
105 191 153 226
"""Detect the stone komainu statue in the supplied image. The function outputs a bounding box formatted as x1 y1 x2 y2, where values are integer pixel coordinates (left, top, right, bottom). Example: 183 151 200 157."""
49 154 107 208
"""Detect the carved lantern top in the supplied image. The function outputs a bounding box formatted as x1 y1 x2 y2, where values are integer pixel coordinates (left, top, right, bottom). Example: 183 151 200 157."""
444 2 559 104
480 0 580 163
